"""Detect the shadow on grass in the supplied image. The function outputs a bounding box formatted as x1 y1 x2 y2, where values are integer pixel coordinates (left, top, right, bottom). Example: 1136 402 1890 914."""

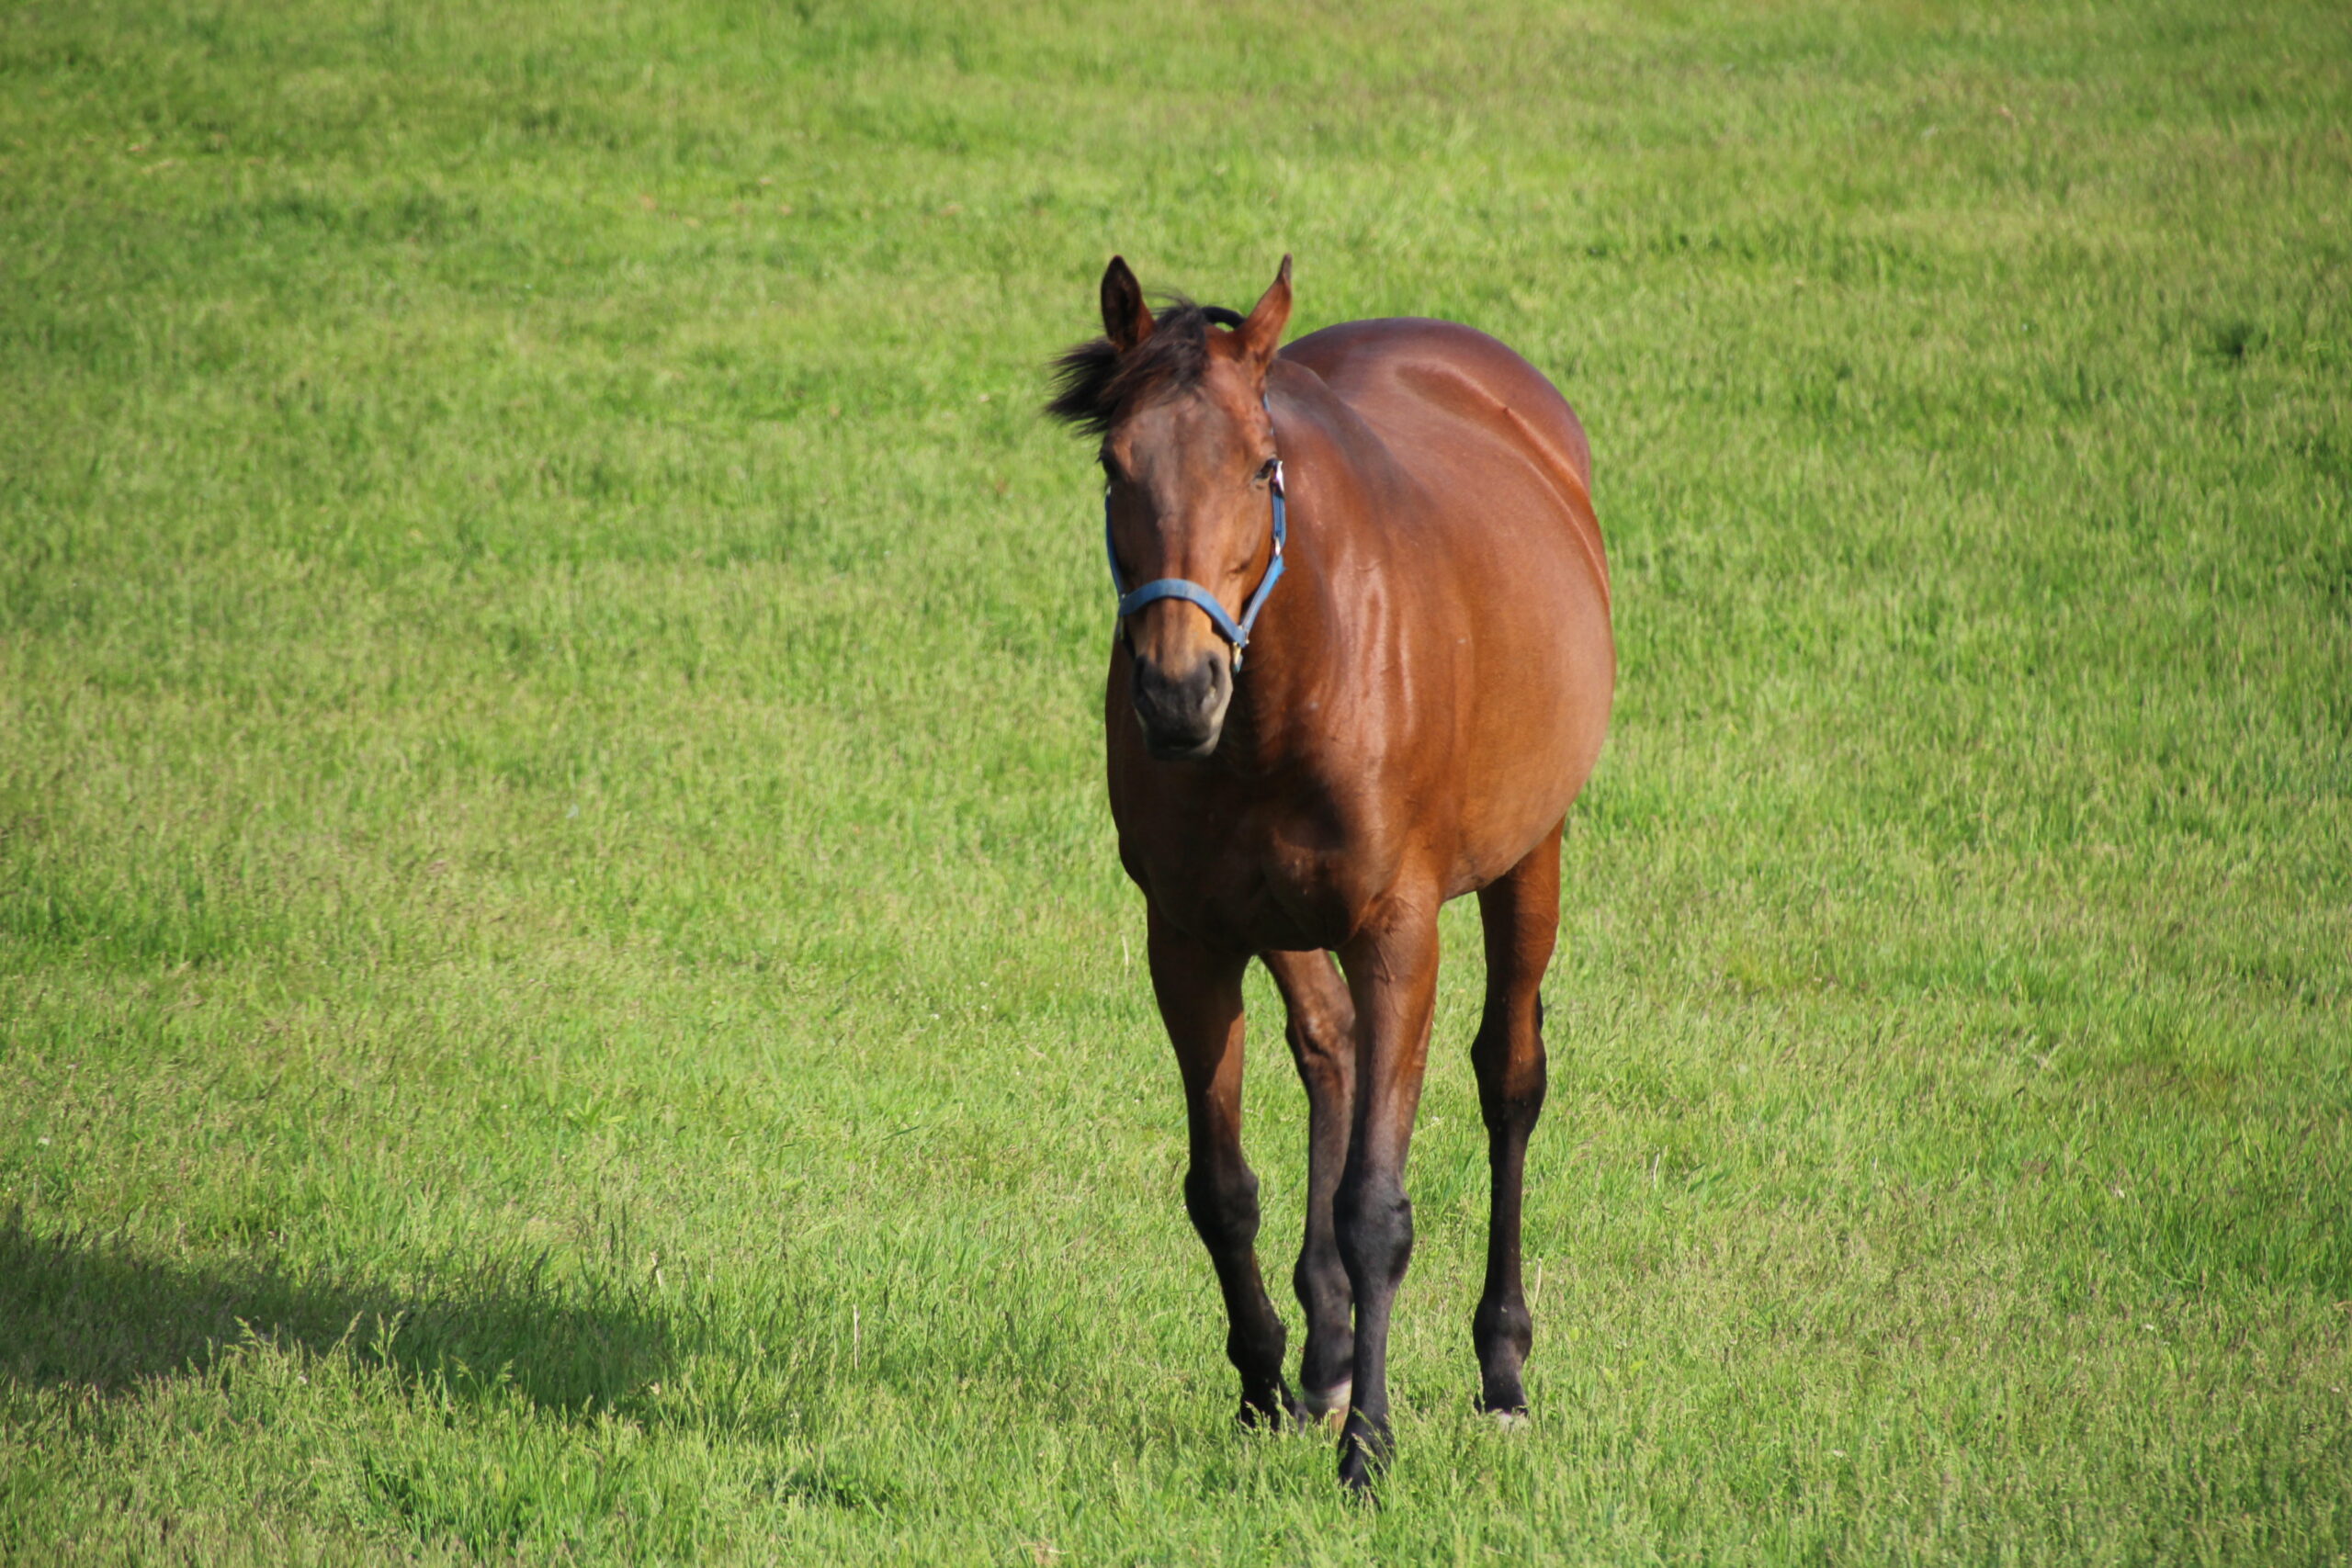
0 1213 671 1415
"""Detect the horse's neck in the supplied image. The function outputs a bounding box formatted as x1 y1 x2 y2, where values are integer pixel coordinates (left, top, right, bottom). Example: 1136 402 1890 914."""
1217 377 1392 779
1216 527 1351 781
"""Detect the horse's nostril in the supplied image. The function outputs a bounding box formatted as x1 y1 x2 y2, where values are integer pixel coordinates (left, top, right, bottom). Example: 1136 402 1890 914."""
1132 654 1231 755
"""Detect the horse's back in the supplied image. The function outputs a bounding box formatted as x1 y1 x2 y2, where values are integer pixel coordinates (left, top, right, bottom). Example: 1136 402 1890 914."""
1283 317 1594 516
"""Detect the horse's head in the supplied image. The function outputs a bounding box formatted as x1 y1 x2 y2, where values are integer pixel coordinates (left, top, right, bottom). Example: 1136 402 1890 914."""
1049 255 1294 761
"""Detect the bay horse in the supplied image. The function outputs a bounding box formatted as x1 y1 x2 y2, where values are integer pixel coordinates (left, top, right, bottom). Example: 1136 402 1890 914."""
1047 256 1613 1491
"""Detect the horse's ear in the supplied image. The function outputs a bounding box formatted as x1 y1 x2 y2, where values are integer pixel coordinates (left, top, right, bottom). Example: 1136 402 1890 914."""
1237 254 1293 365
1100 255 1155 353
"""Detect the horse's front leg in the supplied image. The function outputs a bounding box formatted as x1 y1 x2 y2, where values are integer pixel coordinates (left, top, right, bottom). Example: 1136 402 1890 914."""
1332 894 1443 1493
1146 904 1299 1429
1261 949 1358 1423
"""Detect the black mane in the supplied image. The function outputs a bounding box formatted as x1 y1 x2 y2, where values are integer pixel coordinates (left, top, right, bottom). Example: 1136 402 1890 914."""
1045 298 1244 436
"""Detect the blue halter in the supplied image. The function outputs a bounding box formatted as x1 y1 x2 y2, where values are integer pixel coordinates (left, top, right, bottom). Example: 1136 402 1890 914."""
1103 425 1288 671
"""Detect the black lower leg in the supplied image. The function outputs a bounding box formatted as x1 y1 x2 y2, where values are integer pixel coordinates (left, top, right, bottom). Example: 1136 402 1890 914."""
1472 1120 1536 1413
1268 951 1358 1414
1293 1233 1353 1409
1184 1161 1295 1427
1470 998 1545 1416
1334 1174 1414 1490
1291 1052 1355 1406
1329 901 1442 1493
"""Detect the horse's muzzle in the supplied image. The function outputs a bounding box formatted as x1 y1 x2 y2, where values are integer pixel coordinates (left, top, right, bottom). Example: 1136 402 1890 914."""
1132 651 1232 761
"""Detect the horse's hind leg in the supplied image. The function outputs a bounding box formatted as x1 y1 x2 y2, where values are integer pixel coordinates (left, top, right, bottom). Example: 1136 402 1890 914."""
1469 821 1562 1418
1261 949 1357 1422
1146 904 1299 1429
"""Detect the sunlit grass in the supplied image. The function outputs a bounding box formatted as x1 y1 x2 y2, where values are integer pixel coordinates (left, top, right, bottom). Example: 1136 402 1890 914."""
2 0 2347 1560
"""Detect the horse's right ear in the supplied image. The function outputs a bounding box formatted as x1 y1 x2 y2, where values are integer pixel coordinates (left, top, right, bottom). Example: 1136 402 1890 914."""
1101 255 1155 353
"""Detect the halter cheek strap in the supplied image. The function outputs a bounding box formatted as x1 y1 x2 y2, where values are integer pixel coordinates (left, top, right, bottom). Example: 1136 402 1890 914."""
1102 404 1288 671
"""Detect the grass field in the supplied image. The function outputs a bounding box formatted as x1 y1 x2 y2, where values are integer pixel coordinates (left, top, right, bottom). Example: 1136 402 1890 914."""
4 0 2349 1560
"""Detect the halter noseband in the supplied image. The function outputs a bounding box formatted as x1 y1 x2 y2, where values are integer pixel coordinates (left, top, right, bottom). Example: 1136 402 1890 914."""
1102 401 1288 671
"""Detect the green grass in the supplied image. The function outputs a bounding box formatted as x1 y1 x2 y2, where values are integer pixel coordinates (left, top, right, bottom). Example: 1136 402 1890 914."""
3 0 2348 1559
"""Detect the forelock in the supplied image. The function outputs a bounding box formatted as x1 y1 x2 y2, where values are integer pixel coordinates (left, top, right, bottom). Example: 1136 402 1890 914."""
1044 298 1244 437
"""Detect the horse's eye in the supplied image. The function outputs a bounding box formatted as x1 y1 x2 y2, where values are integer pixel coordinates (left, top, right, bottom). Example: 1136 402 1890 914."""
1254 457 1278 485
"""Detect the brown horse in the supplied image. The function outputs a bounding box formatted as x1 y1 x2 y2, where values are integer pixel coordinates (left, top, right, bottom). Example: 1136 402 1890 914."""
1047 256 1613 1491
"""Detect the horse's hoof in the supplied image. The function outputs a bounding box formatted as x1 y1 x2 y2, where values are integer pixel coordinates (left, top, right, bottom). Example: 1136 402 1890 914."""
1336 1411 1390 1498
1298 1380 1351 1428
1477 1385 1531 1431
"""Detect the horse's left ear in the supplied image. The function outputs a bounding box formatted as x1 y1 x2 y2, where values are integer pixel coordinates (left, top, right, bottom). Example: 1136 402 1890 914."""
1237 254 1293 365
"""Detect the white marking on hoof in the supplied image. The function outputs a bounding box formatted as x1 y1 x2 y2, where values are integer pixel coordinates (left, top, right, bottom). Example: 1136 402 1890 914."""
1299 1381 1351 1425
1487 1408 1531 1434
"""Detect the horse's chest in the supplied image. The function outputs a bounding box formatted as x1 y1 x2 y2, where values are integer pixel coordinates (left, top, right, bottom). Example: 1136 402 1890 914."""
1118 788 1384 954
